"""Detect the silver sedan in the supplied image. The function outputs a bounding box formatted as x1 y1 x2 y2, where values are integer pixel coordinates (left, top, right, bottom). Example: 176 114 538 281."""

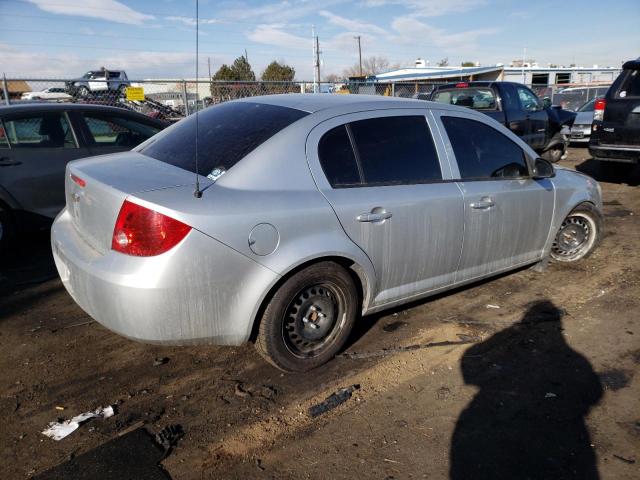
51 94 603 371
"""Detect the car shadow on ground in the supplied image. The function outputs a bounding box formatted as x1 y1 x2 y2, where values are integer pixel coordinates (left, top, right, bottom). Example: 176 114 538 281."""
0 229 60 318
575 158 640 186
450 300 603 480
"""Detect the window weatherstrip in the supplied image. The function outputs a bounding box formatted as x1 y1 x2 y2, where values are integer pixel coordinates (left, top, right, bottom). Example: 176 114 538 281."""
345 123 365 185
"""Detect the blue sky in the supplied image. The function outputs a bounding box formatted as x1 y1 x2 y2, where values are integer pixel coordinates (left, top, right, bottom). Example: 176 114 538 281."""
0 0 638 79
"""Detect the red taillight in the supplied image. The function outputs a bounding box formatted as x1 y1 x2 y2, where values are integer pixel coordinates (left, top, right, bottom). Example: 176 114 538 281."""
593 98 606 121
455 82 469 88
70 173 86 187
111 200 191 256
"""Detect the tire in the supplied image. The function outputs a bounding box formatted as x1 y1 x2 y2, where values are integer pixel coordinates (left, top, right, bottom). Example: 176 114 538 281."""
255 261 359 372
550 203 602 262
542 143 564 163
78 86 89 97
0 206 15 256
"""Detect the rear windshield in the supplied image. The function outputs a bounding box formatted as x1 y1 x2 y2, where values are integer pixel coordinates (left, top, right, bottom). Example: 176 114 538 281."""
617 69 640 98
137 102 308 177
432 87 497 110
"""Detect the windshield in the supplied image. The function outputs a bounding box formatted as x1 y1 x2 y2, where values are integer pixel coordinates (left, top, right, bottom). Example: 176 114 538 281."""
432 87 497 110
137 102 309 176
578 98 596 112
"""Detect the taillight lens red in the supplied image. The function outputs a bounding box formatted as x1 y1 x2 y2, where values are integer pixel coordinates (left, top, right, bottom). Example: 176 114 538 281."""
455 82 469 88
70 173 86 187
111 200 191 256
593 98 606 121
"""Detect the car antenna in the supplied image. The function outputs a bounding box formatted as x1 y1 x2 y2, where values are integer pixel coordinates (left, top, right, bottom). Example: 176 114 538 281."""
193 0 202 198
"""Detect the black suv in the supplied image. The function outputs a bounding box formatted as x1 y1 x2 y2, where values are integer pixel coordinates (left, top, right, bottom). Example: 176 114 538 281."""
589 58 640 164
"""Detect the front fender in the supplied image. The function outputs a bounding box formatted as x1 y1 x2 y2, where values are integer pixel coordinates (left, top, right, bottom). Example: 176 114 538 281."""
545 168 602 254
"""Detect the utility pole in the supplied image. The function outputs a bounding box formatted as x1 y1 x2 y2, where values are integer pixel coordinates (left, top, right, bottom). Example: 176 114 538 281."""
521 46 527 83
244 49 248 63
312 25 321 93
354 35 362 76
208 56 212 98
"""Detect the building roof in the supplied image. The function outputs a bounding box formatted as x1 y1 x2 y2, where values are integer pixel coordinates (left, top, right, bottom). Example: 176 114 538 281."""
374 65 503 82
5 80 31 94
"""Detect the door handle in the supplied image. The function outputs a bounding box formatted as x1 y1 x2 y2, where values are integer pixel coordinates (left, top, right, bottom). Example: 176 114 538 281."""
356 210 392 223
470 198 495 210
0 157 22 166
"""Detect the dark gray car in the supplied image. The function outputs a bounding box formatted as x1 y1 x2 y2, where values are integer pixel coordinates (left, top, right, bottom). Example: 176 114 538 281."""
0 103 166 250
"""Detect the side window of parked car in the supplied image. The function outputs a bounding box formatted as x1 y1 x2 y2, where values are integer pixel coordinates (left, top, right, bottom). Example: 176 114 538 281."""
318 125 362 187
350 116 442 185
441 116 529 179
84 114 160 148
1 113 76 149
517 86 542 112
319 116 442 188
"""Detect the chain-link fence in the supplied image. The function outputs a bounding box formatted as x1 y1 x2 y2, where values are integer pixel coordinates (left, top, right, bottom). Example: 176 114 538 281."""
2 77 613 121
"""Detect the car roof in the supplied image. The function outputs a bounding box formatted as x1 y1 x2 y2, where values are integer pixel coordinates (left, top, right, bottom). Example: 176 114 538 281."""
235 93 463 114
0 103 166 124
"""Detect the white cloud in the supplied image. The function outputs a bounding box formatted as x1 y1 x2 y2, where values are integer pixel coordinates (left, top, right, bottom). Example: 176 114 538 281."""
165 16 221 27
390 16 496 51
26 0 154 25
0 43 212 78
247 25 312 50
221 0 342 23
361 0 486 17
319 10 387 35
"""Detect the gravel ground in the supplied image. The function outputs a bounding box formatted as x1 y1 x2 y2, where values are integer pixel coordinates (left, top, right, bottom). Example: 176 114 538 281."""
1 148 638 479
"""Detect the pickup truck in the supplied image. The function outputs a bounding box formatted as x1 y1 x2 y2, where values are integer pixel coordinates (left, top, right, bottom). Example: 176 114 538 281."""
429 81 576 162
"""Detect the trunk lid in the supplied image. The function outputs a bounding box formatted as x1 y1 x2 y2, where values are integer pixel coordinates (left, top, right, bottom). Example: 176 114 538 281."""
65 151 200 254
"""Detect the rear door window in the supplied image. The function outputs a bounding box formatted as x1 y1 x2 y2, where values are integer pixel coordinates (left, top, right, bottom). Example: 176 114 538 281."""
138 102 308 176
318 125 361 187
84 113 160 148
2 113 76 148
432 87 497 110
350 116 442 185
441 116 529 179
617 69 640 98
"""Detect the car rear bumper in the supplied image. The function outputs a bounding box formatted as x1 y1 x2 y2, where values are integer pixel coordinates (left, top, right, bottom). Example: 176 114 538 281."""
51 208 280 345
589 144 640 163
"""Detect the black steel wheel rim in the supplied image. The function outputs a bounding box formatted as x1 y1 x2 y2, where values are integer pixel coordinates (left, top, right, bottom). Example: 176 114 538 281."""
552 215 591 257
282 282 345 358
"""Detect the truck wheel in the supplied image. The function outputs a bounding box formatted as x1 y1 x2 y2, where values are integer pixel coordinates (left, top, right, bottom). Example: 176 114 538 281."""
255 261 358 372
78 86 89 97
550 203 602 262
542 144 564 163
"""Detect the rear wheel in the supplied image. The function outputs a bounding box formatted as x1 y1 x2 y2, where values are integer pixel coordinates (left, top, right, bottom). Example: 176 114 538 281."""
77 86 89 97
550 204 602 262
255 261 358 372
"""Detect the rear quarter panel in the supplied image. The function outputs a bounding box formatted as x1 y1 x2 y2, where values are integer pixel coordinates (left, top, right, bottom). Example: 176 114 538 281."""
134 115 378 313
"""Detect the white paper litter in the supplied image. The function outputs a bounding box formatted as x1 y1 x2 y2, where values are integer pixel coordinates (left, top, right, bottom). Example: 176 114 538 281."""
486 304 501 309
42 406 115 441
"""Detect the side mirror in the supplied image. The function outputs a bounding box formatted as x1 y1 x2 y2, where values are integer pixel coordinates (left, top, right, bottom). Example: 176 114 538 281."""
542 97 552 109
533 158 555 179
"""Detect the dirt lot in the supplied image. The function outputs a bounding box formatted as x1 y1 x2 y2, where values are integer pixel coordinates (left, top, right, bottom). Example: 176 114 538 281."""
1 148 638 479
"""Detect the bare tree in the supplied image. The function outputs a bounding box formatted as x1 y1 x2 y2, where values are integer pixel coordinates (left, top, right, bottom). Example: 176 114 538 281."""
342 56 399 77
437 57 449 67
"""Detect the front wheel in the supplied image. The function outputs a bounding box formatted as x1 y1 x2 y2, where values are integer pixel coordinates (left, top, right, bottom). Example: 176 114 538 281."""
255 261 358 372
550 204 602 262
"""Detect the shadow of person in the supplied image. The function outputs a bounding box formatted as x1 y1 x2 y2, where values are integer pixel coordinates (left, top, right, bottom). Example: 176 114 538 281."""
450 300 603 480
